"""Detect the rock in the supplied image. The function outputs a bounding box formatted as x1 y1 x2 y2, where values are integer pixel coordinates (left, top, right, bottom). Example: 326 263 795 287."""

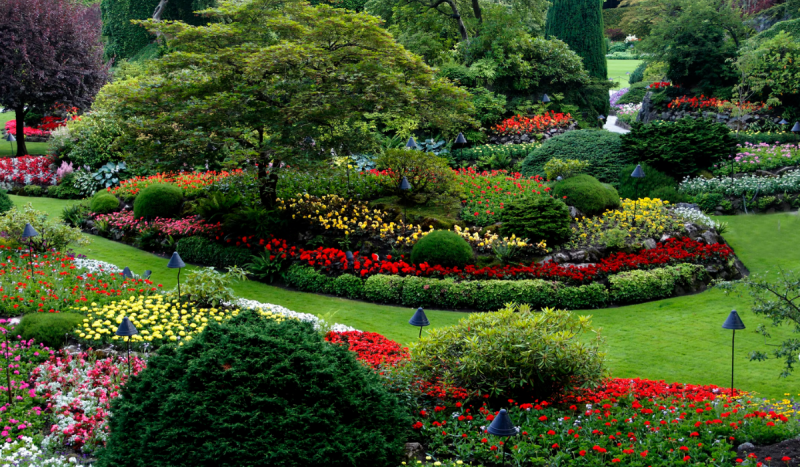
684 223 700 238
553 252 570 264
738 442 756 452
586 246 605 262
569 206 583 219
659 234 671 243
405 443 425 461
643 239 657 250
701 230 720 245
541 255 554 264
705 264 721 274
734 257 749 278
675 203 700 211
570 250 587 262
714 211 724 216
571 263 598 269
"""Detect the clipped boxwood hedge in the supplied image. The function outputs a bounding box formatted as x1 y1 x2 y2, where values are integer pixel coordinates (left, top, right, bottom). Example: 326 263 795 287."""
282 263 705 310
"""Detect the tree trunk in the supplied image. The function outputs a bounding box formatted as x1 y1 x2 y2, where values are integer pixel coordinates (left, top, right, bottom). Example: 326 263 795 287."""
152 0 169 38
14 107 27 157
470 0 482 24
257 156 280 209
446 0 469 41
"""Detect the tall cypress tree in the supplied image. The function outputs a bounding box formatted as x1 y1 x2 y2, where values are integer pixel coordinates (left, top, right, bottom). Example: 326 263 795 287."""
545 0 608 79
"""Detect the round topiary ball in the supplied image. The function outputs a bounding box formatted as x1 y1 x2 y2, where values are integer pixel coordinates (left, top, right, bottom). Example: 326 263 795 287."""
0 190 13 214
552 174 620 216
133 183 183 219
521 130 631 183
95 312 410 467
89 193 120 214
500 195 572 245
410 229 473 267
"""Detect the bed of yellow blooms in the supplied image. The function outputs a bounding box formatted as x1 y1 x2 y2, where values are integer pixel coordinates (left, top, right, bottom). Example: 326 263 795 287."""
567 198 680 249
453 225 547 254
74 295 292 348
279 193 433 247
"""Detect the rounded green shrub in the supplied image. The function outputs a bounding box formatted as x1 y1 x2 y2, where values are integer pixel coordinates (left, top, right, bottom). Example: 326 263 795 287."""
89 193 120 214
407 304 605 402
552 174 620 216
521 130 632 183
629 62 647 84
133 183 183 219
500 195 572 245
16 313 85 349
617 162 676 200
0 190 13 214
410 230 473 267
95 311 410 467
616 82 649 105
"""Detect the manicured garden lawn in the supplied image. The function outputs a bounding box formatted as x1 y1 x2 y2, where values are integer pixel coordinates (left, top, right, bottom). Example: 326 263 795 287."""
11 194 800 398
0 111 49 156
607 59 643 90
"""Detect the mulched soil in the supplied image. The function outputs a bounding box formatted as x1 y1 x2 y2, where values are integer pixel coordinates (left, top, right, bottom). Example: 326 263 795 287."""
738 437 800 466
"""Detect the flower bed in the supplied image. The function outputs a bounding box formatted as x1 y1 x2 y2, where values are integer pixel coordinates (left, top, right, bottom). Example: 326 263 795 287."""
712 142 800 176
91 211 222 238
457 168 550 226
568 198 679 249
668 95 768 112
108 169 246 199
3 121 50 138
0 248 160 316
0 156 56 186
680 169 800 197
325 330 409 368
494 112 573 135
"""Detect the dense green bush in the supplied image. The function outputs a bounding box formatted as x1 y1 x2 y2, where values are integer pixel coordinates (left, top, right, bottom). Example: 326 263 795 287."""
23 185 42 197
49 173 84 199
56 112 125 169
629 62 647 84
363 275 406 304
521 130 631 184
545 0 608 79
175 236 252 270
621 118 736 179
692 193 726 212
408 304 605 401
16 313 85 349
410 230 473 267
649 185 688 203
500 195 572 245
552 174 620 216
617 162 676 200
609 264 705 304
616 82 648 105
557 282 608 310
196 191 243 224
331 274 366 299
95 312 410 467
0 190 12 213
89 193 120 214
133 183 183 220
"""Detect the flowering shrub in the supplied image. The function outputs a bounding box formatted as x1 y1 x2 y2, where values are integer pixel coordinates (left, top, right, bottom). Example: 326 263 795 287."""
648 81 672 89
109 169 245 199
568 198 680 249
3 121 50 138
453 225 545 255
0 248 160 316
294 237 732 284
32 352 146 453
615 103 641 126
713 142 800 176
75 294 292 349
561 378 740 405
457 168 550 226
325 330 409 368
0 156 56 186
91 211 222 238
680 169 800 197
0 436 85 466
494 111 573 136
610 88 629 107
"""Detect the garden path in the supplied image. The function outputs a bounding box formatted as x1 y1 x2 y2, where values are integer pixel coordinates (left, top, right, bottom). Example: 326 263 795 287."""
603 116 630 134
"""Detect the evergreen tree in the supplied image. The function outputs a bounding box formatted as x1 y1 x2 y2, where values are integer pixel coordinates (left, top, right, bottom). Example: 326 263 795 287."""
545 0 608 80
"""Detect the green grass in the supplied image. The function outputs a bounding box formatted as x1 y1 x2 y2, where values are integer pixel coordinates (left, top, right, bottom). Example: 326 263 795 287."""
0 111 50 156
9 194 800 398
607 59 643 90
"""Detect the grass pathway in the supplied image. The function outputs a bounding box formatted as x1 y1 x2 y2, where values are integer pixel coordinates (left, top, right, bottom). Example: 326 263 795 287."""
607 59 643 90
10 194 800 398
0 112 49 157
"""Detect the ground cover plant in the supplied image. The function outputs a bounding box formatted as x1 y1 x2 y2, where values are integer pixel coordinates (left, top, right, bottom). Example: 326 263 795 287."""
713 142 800 176
457 168 550 226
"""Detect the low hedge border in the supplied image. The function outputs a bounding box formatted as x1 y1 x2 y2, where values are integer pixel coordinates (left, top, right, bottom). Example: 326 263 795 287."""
283 263 708 310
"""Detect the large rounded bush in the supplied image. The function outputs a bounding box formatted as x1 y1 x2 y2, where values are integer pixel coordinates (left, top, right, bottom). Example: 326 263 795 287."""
521 130 632 183
500 195 572 245
0 190 13 214
133 183 183 219
408 304 605 402
16 313 85 348
89 193 120 214
552 174 620 216
96 311 410 467
617 162 676 200
410 230 473 267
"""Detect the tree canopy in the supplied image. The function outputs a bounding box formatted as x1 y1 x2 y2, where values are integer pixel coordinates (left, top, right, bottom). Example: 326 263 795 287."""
98 0 474 206
0 0 108 155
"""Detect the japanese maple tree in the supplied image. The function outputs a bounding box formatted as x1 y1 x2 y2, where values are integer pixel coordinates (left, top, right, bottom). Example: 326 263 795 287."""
0 0 109 155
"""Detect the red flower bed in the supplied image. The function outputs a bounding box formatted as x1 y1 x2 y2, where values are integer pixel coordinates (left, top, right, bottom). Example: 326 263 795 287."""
561 378 740 405
92 211 223 238
325 330 409 368
109 170 245 198
296 238 733 284
649 81 672 89
0 155 55 186
668 95 768 112
494 111 573 135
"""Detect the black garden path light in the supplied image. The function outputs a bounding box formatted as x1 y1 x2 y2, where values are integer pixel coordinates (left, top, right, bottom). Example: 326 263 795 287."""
409 307 429 339
122 267 133 279
792 122 800 133
722 309 746 401
345 251 354 271
400 176 411 237
454 132 467 162
115 317 139 375
21 223 38 285
168 251 186 304
487 408 519 466
405 137 418 150
779 119 789 127
630 164 646 226
541 93 551 104
3 133 14 157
